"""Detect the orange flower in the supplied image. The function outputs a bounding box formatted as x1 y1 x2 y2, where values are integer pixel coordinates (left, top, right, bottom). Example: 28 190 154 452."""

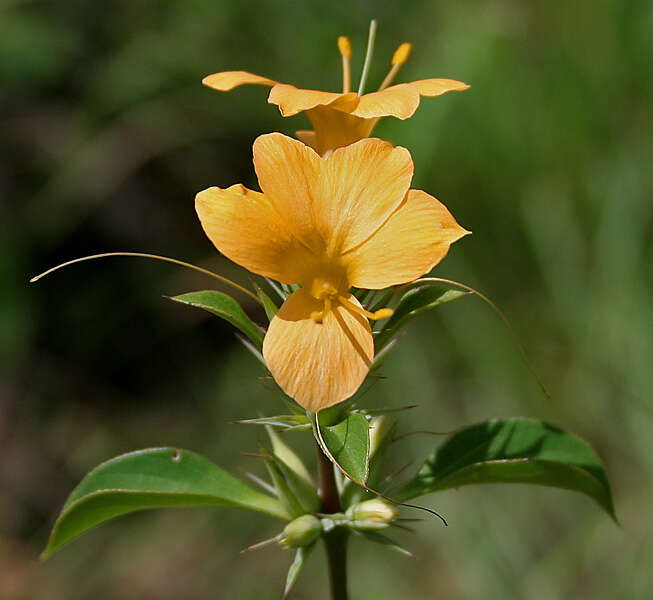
195 134 469 412
203 38 469 155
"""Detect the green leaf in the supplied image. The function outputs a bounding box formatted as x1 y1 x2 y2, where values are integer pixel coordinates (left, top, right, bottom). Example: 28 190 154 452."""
316 413 370 484
375 285 468 350
169 290 264 348
263 453 310 518
284 545 314 598
262 432 321 517
342 416 396 508
253 282 279 320
395 418 616 521
266 426 313 484
44 447 288 558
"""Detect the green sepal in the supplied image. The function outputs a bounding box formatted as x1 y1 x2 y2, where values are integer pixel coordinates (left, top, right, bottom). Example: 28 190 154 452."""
284 544 315 598
395 418 617 521
253 282 279 321
375 285 468 351
311 412 370 485
169 290 264 348
43 447 288 558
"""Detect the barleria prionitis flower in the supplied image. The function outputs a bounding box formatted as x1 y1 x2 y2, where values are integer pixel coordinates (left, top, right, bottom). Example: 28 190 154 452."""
195 133 469 411
31 20 617 600
203 22 469 155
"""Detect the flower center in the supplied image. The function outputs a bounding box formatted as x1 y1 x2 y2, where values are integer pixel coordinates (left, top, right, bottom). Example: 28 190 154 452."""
310 293 394 325
300 261 394 324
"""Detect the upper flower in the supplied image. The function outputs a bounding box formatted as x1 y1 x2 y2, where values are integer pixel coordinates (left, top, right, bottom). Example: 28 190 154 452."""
203 38 469 155
195 133 469 412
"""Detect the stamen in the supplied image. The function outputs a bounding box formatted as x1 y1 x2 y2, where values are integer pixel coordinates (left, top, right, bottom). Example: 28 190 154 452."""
311 296 333 325
392 42 412 66
337 36 352 94
378 42 412 91
357 19 378 96
337 295 394 321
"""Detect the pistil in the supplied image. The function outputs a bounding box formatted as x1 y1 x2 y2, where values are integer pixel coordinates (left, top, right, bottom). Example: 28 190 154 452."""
357 19 378 96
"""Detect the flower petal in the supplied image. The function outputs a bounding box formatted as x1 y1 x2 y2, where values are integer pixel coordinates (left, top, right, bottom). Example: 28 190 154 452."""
305 107 375 155
410 78 470 97
295 130 318 151
252 133 323 253
346 83 420 120
268 84 358 117
195 184 312 283
263 290 373 412
317 138 414 255
346 189 470 289
202 71 277 91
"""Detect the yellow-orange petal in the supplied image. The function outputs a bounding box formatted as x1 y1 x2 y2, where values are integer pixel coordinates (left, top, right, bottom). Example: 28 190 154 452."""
195 184 312 284
317 138 414 255
262 289 373 412
294 130 319 152
252 133 323 253
268 84 359 117
305 107 374 155
346 83 421 120
410 78 470 97
345 189 470 289
202 71 277 91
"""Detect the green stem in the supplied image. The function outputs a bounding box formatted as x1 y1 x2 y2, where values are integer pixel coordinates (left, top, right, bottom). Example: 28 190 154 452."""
317 443 349 600
324 528 349 600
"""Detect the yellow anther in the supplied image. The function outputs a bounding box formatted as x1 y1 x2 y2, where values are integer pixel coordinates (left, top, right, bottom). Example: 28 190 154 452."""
311 311 324 324
378 43 412 92
391 42 412 66
337 296 394 321
372 308 394 320
338 36 352 93
337 36 352 59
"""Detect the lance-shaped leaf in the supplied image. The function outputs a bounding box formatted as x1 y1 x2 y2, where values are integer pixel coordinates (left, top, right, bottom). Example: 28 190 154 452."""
354 530 414 558
395 418 616 521
253 282 279 320
169 290 264 347
375 285 468 350
234 414 311 431
313 413 370 484
284 545 314 598
263 449 321 517
44 448 288 558
266 426 313 485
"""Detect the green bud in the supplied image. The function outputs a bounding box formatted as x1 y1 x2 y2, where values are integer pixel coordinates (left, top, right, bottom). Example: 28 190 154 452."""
279 515 322 549
346 499 397 530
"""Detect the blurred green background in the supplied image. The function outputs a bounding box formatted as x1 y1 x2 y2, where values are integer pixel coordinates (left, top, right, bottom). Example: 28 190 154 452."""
2 0 652 598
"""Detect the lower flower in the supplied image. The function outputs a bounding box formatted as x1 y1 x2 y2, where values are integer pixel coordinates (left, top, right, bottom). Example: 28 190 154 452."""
195 133 469 411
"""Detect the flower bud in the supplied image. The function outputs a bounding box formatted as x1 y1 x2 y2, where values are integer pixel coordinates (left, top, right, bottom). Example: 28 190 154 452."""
346 499 397 530
279 514 322 549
